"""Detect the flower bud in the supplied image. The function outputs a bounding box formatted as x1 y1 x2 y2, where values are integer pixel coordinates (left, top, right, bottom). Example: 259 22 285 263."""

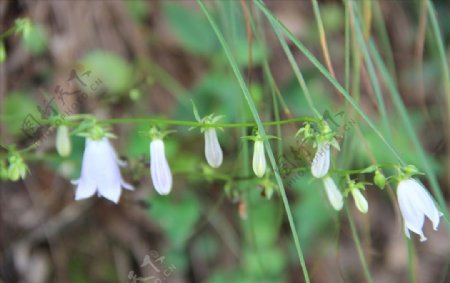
7 155 27 181
252 140 266 177
404 165 419 176
351 189 368 213
150 139 172 195
0 41 6 63
374 170 386 189
204 128 223 168
56 125 71 157
311 142 330 178
322 176 343 211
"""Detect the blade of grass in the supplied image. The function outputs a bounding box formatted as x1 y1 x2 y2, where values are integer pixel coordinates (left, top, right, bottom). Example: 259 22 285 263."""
372 1 396 79
426 0 450 193
196 1 311 281
272 23 321 118
349 4 418 282
362 0 372 40
427 0 450 101
311 0 336 78
368 38 450 227
346 1 393 141
254 0 403 163
345 3 351 92
313 0 374 283
345 205 374 283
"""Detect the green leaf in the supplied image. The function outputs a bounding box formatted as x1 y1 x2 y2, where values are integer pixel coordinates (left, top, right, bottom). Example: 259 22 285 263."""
21 23 48 56
220 40 268 67
2 90 40 137
205 269 246 283
125 0 149 23
293 178 335 250
242 246 286 279
243 190 279 247
163 3 218 55
148 192 201 247
81 50 133 94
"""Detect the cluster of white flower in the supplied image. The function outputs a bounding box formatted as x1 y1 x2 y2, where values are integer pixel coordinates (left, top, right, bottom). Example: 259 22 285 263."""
3 110 441 243
302 120 443 242
62 114 443 241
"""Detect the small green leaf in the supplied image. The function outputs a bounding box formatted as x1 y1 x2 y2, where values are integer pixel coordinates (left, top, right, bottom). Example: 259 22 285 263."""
148 193 201 247
21 23 48 56
374 169 386 189
81 50 133 94
163 3 218 55
0 41 6 63
191 99 201 122
361 164 378 173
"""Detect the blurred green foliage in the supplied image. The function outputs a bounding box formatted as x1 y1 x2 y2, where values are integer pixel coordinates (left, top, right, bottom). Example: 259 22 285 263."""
81 50 133 95
21 23 48 56
3 90 40 137
1 1 449 282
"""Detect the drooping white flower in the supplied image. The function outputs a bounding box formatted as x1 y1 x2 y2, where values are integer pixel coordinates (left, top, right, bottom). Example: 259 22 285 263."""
322 176 343 211
311 142 330 178
72 137 133 203
56 125 71 157
397 178 442 241
351 189 368 213
204 128 223 168
150 139 172 195
252 140 266 178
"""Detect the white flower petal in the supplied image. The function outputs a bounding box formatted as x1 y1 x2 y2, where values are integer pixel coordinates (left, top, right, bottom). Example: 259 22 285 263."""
99 183 121 204
72 138 132 203
408 179 441 230
323 176 343 211
121 181 134 191
150 139 172 195
351 189 368 213
252 140 266 178
397 180 426 234
311 142 330 178
75 179 96 201
397 178 441 241
404 224 411 239
204 128 223 168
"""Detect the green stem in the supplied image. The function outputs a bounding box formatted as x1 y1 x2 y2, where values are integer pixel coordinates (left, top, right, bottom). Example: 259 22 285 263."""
407 239 417 283
103 116 315 127
36 115 316 128
346 205 374 283
0 26 16 40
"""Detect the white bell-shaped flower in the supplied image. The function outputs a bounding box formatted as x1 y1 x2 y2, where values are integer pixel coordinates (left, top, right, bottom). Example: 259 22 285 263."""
72 137 133 203
150 139 172 195
204 128 223 168
351 189 368 213
252 140 266 178
322 176 343 211
397 178 442 241
311 142 330 178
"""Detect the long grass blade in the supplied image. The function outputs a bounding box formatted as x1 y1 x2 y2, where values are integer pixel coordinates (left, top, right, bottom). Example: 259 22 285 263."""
196 1 311 281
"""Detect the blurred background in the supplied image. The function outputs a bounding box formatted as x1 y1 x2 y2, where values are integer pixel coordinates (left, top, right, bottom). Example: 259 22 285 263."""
1 0 450 282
